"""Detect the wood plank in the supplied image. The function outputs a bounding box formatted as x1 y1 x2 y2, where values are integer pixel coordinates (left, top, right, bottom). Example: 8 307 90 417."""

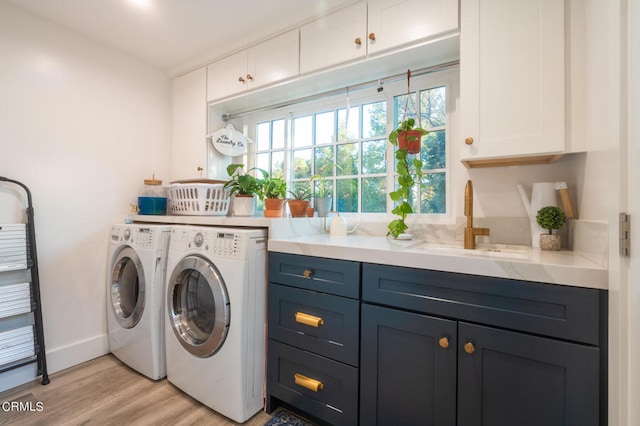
0 355 272 425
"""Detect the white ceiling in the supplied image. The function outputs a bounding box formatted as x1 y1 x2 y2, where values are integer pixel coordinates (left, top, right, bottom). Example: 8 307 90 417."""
4 0 356 75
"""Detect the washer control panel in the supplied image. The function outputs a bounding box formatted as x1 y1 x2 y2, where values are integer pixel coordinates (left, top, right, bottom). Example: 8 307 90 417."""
171 227 266 260
111 225 168 250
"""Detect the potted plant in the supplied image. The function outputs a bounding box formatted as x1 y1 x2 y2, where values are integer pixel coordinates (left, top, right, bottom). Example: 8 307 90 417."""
310 163 339 217
287 185 312 218
536 206 567 251
224 164 264 216
388 117 428 154
260 174 287 217
387 148 424 239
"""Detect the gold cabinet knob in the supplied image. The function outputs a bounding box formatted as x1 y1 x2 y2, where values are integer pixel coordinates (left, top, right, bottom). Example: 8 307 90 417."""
302 269 313 278
465 137 474 145
464 341 475 354
369 32 376 41
246 74 253 81
439 337 449 349
355 37 362 45
238 76 245 83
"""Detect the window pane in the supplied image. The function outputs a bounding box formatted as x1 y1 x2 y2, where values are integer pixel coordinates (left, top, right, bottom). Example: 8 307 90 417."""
420 86 446 128
338 107 359 141
256 122 270 151
293 116 312 148
272 119 285 149
420 130 446 170
394 93 418 125
256 153 270 173
293 149 312 179
362 139 386 174
362 101 386 138
421 172 446 214
337 143 358 176
336 178 358 212
315 111 335 145
314 146 334 175
362 177 386 212
272 151 285 178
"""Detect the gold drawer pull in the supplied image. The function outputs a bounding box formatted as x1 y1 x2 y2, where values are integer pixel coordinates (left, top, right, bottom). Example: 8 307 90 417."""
294 373 324 392
302 269 313 278
295 312 324 327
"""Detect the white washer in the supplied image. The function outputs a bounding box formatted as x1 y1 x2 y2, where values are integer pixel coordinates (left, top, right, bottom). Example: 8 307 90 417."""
107 224 170 380
165 226 268 423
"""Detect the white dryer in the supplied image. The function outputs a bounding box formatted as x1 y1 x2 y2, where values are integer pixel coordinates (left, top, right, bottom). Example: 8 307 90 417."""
107 224 170 380
165 226 267 423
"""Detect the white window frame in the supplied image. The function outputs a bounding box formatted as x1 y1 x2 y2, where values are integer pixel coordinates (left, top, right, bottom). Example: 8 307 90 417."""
246 68 458 224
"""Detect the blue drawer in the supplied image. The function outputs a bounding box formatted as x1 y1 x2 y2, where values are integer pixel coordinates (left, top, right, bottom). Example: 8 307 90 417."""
269 252 360 299
268 283 359 367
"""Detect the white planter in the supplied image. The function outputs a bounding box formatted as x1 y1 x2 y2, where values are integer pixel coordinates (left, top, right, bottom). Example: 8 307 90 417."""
231 195 256 217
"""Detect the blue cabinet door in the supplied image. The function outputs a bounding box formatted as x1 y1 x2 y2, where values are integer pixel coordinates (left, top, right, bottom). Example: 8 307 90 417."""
360 303 457 426
457 322 600 426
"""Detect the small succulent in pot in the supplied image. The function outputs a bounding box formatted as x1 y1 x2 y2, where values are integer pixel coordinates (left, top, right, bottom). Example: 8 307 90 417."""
536 206 567 250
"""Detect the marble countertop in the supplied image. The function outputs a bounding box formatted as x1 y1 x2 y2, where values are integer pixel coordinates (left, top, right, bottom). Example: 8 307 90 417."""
134 215 608 290
268 234 608 290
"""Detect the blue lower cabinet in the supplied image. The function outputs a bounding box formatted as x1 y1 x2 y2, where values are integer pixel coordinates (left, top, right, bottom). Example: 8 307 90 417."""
267 340 358 425
457 322 600 426
360 303 457 426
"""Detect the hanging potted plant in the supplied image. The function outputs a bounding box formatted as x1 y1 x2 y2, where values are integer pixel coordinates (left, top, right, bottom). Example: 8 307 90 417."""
260 174 287 218
388 117 428 154
287 185 312 218
223 164 263 216
387 148 424 239
536 206 567 251
388 70 429 154
310 163 339 218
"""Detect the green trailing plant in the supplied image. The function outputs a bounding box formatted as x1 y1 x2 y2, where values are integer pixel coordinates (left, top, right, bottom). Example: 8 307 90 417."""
536 206 567 234
260 175 287 200
387 117 428 148
223 164 264 196
310 163 340 198
288 185 312 201
387 148 424 238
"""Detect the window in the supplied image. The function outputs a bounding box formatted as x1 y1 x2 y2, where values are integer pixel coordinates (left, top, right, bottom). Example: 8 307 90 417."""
249 69 455 218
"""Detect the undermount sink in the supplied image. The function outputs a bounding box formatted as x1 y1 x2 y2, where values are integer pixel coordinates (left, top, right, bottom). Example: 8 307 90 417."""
406 241 532 260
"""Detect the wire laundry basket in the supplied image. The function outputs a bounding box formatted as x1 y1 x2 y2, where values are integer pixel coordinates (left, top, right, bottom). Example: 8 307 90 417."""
165 182 231 216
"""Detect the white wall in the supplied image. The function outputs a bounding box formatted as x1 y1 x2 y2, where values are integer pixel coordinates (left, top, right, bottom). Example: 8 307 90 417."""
0 2 170 384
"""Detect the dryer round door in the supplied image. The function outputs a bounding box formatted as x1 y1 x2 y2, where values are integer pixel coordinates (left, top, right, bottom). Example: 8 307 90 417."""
110 247 146 329
167 255 230 358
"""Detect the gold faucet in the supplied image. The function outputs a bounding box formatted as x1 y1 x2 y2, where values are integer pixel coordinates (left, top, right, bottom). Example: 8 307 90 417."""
464 180 490 249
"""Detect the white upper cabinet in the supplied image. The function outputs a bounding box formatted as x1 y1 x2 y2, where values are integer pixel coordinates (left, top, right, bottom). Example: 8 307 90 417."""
460 0 566 167
300 3 368 74
207 29 299 102
171 67 207 182
367 0 459 54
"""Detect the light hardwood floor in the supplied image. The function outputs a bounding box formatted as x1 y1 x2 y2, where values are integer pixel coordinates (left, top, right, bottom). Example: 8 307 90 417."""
0 354 272 425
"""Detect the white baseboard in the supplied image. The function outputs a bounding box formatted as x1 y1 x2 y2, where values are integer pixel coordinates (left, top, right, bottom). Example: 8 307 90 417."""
46 333 110 374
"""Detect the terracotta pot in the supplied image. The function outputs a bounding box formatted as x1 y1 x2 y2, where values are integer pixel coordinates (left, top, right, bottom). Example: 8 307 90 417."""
397 130 423 154
306 207 315 217
539 234 561 251
288 200 310 217
264 198 286 217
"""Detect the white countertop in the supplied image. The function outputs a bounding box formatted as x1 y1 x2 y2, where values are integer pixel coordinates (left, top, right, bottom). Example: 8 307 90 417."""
134 215 608 290
268 234 608 290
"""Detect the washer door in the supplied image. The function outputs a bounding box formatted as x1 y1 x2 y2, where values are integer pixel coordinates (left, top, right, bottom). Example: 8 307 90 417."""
167 255 230 358
110 247 145 329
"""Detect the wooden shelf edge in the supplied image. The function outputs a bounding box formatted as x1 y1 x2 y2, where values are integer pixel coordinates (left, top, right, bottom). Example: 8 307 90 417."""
461 154 565 169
